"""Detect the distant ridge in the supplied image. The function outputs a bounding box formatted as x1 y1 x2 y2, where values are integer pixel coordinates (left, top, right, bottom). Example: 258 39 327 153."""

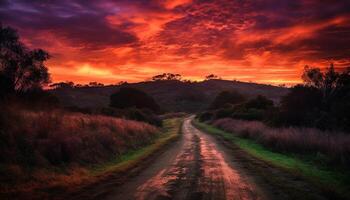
50 79 288 113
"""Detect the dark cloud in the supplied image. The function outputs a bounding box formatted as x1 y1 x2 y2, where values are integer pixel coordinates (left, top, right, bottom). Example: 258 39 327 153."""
0 0 138 49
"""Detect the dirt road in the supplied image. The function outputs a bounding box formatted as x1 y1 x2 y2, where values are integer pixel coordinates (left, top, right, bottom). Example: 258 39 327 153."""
70 117 331 200
103 117 269 200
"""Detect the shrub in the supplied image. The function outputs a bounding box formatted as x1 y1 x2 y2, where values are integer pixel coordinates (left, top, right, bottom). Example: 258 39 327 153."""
99 107 162 127
209 90 246 109
277 65 350 131
197 111 215 122
245 95 273 110
203 95 274 122
110 87 160 113
279 85 322 127
231 108 265 121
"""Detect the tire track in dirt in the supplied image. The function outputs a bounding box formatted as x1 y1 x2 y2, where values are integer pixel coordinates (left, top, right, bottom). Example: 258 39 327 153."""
113 118 266 200
75 117 333 200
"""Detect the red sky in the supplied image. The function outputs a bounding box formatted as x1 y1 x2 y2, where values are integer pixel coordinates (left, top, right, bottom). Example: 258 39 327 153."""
1 0 350 85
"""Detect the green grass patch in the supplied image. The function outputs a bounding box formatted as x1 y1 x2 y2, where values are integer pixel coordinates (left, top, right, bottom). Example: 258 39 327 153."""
193 120 350 199
91 117 183 176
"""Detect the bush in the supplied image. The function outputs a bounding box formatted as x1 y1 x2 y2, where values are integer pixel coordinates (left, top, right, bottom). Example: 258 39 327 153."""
209 90 246 109
276 65 350 132
197 111 214 122
110 87 160 112
231 108 265 121
278 85 322 127
99 107 162 127
203 95 274 122
245 95 273 109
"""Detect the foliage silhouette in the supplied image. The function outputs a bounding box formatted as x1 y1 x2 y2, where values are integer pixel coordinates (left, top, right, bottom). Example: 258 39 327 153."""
152 73 182 81
280 64 350 131
110 87 161 112
245 95 274 110
201 64 350 132
209 90 246 109
50 81 75 89
205 74 221 80
0 25 50 99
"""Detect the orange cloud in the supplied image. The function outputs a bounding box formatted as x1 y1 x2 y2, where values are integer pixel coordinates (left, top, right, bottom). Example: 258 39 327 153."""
2 0 349 85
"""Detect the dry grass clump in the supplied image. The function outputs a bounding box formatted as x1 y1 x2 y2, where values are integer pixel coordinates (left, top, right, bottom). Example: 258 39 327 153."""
212 118 350 166
0 106 159 188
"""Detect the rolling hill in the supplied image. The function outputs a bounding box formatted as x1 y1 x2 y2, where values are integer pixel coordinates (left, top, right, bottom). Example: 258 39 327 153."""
50 79 289 113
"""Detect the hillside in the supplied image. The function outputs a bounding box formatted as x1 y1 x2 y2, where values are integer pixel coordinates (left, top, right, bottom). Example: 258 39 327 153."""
50 80 289 113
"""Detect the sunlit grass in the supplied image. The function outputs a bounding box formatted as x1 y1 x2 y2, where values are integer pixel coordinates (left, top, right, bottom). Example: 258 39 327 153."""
193 120 350 198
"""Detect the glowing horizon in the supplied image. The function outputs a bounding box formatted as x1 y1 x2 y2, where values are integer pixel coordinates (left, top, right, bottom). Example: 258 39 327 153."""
1 0 349 85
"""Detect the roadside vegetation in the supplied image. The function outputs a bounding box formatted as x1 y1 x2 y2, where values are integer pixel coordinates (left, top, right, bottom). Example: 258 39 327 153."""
0 106 183 198
193 120 350 199
60 87 163 127
199 64 350 132
0 107 158 197
211 118 350 167
196 64 350 198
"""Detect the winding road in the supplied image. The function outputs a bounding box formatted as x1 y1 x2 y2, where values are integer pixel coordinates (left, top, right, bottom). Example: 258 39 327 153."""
104 117 268 200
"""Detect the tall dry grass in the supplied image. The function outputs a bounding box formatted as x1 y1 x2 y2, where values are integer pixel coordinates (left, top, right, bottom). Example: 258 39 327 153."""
0 106 159 186
212 118 350 166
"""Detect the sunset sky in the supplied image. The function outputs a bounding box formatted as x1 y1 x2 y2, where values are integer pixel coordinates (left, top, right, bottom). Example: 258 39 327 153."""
1 0 350 85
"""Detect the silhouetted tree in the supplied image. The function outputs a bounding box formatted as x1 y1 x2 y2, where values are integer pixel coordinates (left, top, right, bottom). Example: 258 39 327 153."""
280 85 322 126
301 64 350 111
205 74 221 80
88 82 104 87
280 64 350 130
110 87 160 112
210 90 246 109
117 81 128 86
152 73 182 81
50 81 74 89
245 95 274 109
0 25 50 99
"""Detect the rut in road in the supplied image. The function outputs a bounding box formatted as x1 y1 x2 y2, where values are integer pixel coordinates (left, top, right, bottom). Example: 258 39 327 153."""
133 118 262 200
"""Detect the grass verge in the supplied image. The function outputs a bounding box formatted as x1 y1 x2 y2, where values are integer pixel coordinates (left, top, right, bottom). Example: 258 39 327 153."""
1 118 183 199
91 117 183 176
193 120 350 200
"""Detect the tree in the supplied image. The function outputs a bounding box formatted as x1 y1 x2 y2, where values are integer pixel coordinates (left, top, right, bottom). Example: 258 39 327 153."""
280 85 322 126
205 74 221 80
210 90 246 109
302 64 344 110
0 25 50 99
88 82 104 87
280 64 350 130
50 81 74 89
117 81 128 86
110 87 160 112
152 73 182 81
245 95 274 110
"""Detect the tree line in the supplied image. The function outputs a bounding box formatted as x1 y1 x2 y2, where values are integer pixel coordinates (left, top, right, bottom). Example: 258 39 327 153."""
199 65 350 132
